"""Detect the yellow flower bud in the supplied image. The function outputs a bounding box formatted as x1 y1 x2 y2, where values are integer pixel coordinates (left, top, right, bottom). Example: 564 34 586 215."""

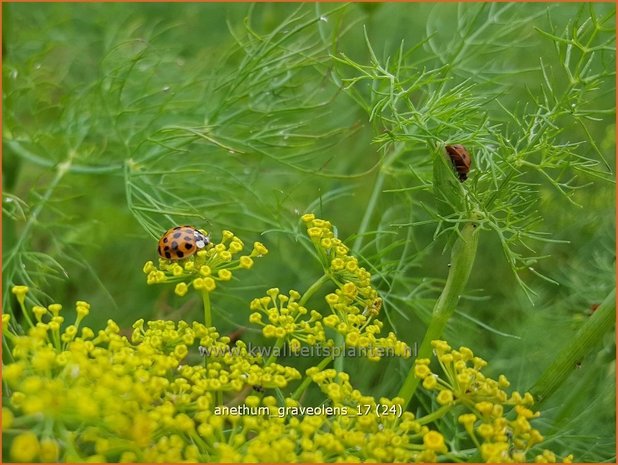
301 213 315 223
174 345 188 359
3 408 14 429
217 269 232 281
175 282 189 297
477 423 494 439
11 432 40 462
423 431 446 452
422 375 438 390
458 413 477 430
229 241 243 253
76 302 90 317
263 325 277 338
48 304 62 316
33 306 47 321
475 401 494 416
498 374 510 388
307 227 322 239
436 389 454 405
239 256 254 269
252 242 268 256
11 286 29 306
143 261 155 273
172 265 184 276
200 265 211 276
39 438 60 462
2 314 11 330
414 363 431 379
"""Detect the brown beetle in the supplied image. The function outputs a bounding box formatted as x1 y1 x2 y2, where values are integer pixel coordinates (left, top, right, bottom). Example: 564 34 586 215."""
445 144 472 182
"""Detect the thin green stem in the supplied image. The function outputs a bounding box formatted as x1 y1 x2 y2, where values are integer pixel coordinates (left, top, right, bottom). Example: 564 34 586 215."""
291 356 333 400
415 403 456 425
202 290 212 327
265 337 285 366
398 220 480 409
300 273 331 307
6 140 123 174
339 144 407 373
333 334 345 372
15 296 35 330
352 143 406 253
352 171 386 253
335 144 405 371
530 288 616 405
3 154 73 274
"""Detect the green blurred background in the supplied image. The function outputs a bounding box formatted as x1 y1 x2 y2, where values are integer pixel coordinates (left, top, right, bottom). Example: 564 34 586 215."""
3 3 615 460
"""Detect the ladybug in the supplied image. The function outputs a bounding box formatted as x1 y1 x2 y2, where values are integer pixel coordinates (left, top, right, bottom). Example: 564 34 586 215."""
157 225 209 260
445 144 472 182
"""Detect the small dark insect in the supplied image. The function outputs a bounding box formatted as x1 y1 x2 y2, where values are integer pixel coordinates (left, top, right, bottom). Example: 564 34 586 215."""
445 144 472 182
252 385 264 393
227 328 246 345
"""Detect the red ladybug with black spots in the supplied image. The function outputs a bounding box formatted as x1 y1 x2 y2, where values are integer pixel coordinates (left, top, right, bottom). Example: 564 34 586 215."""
157 225 209 260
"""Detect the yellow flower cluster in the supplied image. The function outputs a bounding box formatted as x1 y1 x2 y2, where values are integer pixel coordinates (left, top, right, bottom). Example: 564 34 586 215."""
1 288 453 463
300 214 410 361
306 367 448 462
415 340 573 463
323 287 410 361
249 288 329 351
3 287 301 462
131 318 301 390
4 212 574 464
143 229 268 297
302 214 377 304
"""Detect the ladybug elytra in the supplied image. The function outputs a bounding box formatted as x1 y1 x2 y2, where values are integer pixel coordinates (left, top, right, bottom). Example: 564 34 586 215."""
157 225 209 260
445 144 472 182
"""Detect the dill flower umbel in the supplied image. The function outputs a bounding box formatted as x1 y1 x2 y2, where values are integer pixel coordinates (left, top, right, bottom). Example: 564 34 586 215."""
249 288 328 351
415 340 571 463
322 288 410 361
299 214 411 361
3 287 300 462
306 367 446 462
302 213 378 305
3 286 441 463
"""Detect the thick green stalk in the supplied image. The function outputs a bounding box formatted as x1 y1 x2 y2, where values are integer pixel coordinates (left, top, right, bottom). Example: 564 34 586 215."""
398 221 480 409
530 288 616 405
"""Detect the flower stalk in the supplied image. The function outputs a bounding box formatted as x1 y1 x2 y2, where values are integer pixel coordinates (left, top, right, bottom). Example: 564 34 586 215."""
299 273 331 307
398 219 480 409
264 337 284 366
530 287 616 405
291 356 333 400
201 290 212 328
